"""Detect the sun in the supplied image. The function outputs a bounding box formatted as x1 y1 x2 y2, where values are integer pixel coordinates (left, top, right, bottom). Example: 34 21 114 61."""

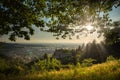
85 25 93 31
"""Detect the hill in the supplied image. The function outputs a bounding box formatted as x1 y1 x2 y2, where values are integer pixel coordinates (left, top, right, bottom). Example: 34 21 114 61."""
1 60 120 80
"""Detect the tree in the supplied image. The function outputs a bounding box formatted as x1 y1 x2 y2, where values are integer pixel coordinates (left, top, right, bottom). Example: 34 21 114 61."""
104 21 120 45
104 21 120 58
73 52 81 65
44 0 120 39
43 53 49 60
0 0 120 41
0 0 46 41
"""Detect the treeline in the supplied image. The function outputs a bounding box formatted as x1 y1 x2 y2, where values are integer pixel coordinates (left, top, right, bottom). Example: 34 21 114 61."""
52 41 120 65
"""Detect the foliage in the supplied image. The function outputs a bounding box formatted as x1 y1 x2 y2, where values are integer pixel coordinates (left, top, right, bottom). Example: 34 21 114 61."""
1 0 120 41
104 23 120 58
0 58 9 72
81 58 96 67
74 52 81 65
46 0 120 39
81 41 108 63
76 62 81 68
43 53 49 60
0 57 25 75
0 59 119 80
28 60 120 80
0 55 120 80
0 0 46 41
106 56 116 61
31 58 61 72
59 56 74 64
104 25 120 45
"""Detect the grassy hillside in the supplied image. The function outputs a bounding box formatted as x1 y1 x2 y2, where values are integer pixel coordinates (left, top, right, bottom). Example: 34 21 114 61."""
1 60 120 80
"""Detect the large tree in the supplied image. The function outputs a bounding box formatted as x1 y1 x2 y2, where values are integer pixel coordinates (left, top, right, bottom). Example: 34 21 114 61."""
0 0 120 41
0 0 46 41
104 21 120 45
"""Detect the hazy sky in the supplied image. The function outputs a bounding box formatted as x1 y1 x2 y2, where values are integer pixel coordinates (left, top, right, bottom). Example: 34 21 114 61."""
0 7 120 43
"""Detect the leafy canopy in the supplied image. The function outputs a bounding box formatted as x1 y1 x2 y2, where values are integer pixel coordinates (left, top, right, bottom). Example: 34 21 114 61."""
0 0 120 41
104 21 120 45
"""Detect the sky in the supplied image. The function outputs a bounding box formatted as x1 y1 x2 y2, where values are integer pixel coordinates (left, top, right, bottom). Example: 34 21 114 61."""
0 7 120 44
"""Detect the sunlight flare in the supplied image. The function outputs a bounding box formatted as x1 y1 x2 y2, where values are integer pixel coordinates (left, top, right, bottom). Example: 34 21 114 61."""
85 25 94 31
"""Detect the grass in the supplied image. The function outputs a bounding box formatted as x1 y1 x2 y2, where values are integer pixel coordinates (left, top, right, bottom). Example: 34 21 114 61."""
1 60 119 80
28 60 120 80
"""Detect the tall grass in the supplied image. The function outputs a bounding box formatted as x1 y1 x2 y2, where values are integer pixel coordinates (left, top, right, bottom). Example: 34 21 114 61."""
27 60 120 80
0 60 120 80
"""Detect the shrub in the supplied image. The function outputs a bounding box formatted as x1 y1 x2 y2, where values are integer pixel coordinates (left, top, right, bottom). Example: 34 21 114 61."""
106 56 116 61
31 58 61 72
0 58 9 72
81 58 96 67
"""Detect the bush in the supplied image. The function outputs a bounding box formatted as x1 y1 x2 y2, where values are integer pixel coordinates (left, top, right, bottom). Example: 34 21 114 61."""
106 56 116 61
0 57 26 75
31 58 61 72
0 58 9 72
81 58 96 67
76 62 81 68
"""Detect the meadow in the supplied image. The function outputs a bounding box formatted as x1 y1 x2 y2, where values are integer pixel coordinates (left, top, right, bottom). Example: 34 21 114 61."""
0 58 120 80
